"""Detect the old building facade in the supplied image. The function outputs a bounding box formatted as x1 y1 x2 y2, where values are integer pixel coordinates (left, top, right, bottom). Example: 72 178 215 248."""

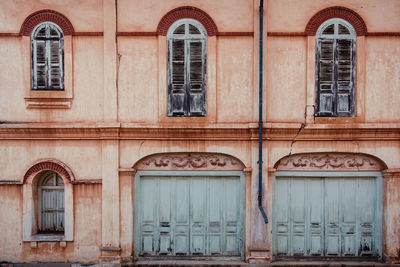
0 0 399 264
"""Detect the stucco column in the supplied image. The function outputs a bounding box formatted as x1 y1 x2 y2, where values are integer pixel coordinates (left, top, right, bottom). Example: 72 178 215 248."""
103 0 118 122
382 169 400 263
100 138 120 262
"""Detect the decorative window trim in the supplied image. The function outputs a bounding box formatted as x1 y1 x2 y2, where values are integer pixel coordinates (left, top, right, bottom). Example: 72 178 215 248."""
22 159 74 242
21 10 74 109
157 7 217 122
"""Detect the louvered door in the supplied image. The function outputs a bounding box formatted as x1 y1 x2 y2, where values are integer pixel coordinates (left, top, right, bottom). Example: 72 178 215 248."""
274 177 380 258
136 176 242 258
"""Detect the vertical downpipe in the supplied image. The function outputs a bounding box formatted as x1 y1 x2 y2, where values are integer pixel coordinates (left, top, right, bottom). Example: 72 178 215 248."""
258 0 268 223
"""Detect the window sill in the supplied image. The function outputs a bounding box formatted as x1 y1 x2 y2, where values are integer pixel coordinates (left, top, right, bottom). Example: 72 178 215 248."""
314 116 361 124
25 97 72 109
31 234 65 242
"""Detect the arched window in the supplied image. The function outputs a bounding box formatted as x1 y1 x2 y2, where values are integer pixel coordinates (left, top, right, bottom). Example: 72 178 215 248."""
316 18 356 117
37 171 65 233
167 19 207 117
31 22 64 90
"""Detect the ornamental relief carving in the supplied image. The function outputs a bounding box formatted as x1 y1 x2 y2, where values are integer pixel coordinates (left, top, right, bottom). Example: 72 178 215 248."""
135 153 244 171
276 153 384 171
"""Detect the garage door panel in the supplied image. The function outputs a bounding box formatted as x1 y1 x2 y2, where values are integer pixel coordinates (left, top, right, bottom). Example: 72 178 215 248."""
190 178 207 255
137 175 242 257
275 179 290 255
290 179 306 256
208 178 223 255
141 178 158 255
325 179 341 256
274 176 379 258
307 179 324 256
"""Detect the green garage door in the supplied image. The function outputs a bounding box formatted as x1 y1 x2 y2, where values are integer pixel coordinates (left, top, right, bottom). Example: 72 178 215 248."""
274 177 380 258
135 176 243 258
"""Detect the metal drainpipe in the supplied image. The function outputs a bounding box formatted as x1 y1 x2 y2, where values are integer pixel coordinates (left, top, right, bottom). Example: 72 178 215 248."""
258 0 268 224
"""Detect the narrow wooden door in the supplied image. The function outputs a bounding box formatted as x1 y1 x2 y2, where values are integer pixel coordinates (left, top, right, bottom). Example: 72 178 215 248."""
274 177 379 258
137 176 242 257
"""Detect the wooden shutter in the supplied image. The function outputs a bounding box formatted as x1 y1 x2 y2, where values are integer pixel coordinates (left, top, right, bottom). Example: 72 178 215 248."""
168 39 186 116
34 40 47 89
188 40 206 116
317 39 335 116
49 40 63 89
336 39 354 116
32 23 64 90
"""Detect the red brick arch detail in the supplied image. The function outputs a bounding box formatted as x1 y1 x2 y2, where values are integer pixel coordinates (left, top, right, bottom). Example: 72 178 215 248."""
23 159 74 184
305 6 367 36
157 6 218 36
20 9 74 36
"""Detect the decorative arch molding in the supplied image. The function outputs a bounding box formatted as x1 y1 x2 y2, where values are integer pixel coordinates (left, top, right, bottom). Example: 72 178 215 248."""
274 152 387 171
134 152 245 171
157 6 218 36
23 158 74 184
305 6 367 36
20 9 74 36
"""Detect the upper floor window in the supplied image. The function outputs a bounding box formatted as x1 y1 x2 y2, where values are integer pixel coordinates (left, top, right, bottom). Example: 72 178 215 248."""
167 19 207 117
31 22 64 90
316 18 356 117
38 171 65 233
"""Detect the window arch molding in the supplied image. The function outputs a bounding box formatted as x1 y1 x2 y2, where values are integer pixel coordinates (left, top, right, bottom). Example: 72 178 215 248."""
305 6 367 36
22 159 74 242
157 6 218 36
20 9 74 36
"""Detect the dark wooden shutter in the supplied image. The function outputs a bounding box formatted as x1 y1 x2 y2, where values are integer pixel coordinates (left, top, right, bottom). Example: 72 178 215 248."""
336 39 354 116
49 40 62 89
188 40 206 116
35 40 47 89
168 39 186 116
317 39 335 116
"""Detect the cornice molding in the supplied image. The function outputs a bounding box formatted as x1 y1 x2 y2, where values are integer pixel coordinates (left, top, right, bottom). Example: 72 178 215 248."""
0 123 398 141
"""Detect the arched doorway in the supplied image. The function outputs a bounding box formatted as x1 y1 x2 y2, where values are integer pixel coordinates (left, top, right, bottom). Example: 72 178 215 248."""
132 153 246 260
272 153 386 260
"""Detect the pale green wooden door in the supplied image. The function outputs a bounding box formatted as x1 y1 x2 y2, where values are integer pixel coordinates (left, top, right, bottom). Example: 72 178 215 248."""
137 176 242 257
274 177 380 258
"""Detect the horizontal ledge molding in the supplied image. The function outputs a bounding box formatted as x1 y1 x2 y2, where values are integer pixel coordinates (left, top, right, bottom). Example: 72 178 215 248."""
0 180 22 185
267 32 306 36
117 32 253 37
268 31 400 37
117 31 157 36
73 32 103 36
73 179 102 184
366 32 400 36
217 32 253 36
101 247 121 252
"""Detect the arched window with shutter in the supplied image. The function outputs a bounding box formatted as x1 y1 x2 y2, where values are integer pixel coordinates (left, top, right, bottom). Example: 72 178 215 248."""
316 18 356 117
167 19 207 117
31 22 64 90
38 171 65 233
